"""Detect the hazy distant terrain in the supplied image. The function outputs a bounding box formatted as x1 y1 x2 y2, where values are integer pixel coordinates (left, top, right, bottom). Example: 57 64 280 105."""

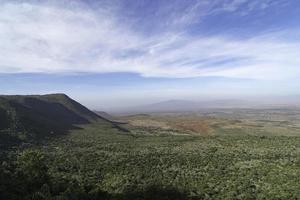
0 94 299 199
112 97 300 114
115 108 300 136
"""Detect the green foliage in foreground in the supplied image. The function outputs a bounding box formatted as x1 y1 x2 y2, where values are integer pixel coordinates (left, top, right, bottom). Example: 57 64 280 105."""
1 122 300 199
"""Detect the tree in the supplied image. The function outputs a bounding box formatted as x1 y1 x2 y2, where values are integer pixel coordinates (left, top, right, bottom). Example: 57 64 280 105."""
16 149 49 193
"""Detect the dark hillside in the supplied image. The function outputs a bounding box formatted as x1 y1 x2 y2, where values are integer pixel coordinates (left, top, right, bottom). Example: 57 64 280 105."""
1 93 100 121
0 94 117 146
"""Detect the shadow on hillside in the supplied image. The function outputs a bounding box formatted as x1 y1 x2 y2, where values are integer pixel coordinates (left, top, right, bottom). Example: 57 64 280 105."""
10 98 90 136
115 185 198 200
0 98 91 151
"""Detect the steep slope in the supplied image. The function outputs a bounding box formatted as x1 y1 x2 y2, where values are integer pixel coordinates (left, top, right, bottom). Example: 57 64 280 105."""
0 94 114 143
95 111 116 121
95 111 127 124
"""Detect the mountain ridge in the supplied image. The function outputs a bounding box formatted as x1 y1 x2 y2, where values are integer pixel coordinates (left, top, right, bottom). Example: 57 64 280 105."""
0 93 122 146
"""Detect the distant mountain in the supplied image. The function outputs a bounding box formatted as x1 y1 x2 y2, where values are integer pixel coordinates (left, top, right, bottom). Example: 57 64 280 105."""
121 99 254 113
201 99 254 108
0 94 117 145
138 100 199 112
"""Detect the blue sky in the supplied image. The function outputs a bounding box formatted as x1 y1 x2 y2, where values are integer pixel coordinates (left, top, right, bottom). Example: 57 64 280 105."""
0 0 300 109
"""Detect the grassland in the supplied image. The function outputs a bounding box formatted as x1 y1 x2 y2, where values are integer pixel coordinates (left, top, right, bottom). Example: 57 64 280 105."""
1 108 300 199
121 108 300 136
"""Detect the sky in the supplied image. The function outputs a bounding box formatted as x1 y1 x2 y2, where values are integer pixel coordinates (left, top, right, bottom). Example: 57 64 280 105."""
0 0 300 110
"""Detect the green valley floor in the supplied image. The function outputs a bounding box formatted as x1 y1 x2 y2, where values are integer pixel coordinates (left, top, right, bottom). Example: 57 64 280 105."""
2 120 298 199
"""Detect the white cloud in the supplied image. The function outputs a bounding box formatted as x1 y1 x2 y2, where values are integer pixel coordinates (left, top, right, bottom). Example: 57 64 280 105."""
221 0 248 12
203 0 275 16
0 1 299 80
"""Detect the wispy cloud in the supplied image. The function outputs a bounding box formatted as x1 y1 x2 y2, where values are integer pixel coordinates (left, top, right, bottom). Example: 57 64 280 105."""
0 0 299 80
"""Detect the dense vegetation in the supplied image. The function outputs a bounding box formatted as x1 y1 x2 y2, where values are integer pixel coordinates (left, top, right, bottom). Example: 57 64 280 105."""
1 122 299 199
1 95 299 199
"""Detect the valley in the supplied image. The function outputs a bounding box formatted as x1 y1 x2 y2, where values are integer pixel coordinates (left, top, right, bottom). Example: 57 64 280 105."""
0 95 299 199
119 108 300 136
